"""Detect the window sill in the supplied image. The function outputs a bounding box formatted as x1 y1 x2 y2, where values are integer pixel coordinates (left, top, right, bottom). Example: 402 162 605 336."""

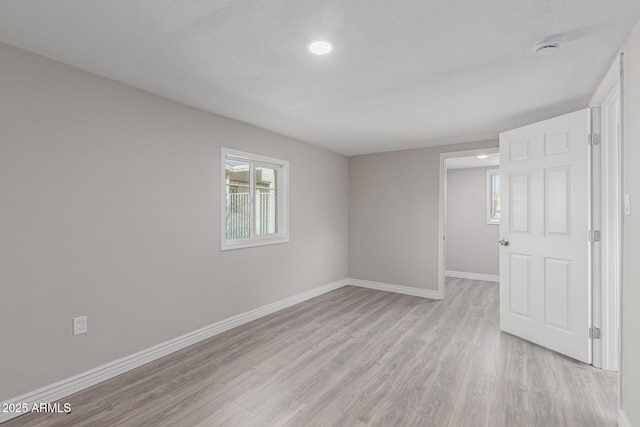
221 236 290 251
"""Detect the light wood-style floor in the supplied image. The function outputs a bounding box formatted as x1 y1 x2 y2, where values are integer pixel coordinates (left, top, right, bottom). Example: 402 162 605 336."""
3 279 617 427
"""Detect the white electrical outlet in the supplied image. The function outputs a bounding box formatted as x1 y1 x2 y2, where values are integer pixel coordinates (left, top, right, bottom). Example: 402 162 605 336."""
73 316 88 336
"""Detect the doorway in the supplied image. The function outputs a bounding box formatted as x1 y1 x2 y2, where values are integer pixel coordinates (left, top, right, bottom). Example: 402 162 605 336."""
437 99 621 370
438 147 500 299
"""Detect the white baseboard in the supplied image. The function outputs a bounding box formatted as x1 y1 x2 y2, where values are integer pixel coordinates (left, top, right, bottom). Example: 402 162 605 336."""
619 409 633 427
348 278 441 300
445 270 500 283
0 278 349 423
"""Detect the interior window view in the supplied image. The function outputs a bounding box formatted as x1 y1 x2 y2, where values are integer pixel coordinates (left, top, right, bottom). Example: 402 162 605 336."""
1 1 639 427
227 165 278 237
225 159 278 238
222 149 288 250
226 157 252 239
487 169 501 223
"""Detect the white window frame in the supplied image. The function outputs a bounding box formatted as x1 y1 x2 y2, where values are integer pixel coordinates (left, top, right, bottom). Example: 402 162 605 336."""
221 148 289 251
487 168 500 225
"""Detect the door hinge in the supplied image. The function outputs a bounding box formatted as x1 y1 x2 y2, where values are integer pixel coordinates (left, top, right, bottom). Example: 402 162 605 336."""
589 327 601 339
588 133 601 146
588 229 601 243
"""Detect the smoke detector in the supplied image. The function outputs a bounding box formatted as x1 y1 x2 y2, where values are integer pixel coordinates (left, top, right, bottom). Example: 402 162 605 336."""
534 40 560 55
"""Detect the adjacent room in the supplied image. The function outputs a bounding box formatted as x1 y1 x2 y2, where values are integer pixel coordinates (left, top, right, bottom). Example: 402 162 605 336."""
1 1 640 426
444 151 501 284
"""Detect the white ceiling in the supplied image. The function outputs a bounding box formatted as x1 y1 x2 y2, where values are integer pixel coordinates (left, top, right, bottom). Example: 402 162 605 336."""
1 1 639 156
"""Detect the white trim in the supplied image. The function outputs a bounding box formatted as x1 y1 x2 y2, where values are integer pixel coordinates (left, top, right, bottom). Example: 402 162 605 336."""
619 409 633 427
588 56 622 372
349 278 441 300
590 105 604 370
0 278 349 424
439 147 500 300
438 153 447 300
590 58 621 107
618 50 626 419
445 270 500 283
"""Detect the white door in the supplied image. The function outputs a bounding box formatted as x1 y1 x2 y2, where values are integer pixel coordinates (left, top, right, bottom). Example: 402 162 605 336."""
499 108 591 363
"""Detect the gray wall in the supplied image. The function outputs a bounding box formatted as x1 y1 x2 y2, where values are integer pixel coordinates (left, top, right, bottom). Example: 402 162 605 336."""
621 21 640 427
0 42 349 401
446 167 499 276
349 140 499 290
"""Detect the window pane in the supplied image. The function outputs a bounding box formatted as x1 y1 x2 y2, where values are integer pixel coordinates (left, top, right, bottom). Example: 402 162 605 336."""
490 174 501 220
225 158 250 239
221 148 289 250
255 166 277 235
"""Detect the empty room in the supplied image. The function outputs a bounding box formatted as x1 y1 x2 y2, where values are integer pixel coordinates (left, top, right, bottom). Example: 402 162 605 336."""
1 1 640 426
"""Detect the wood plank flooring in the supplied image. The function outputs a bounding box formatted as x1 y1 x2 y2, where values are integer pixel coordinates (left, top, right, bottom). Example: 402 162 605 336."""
2 278 617 426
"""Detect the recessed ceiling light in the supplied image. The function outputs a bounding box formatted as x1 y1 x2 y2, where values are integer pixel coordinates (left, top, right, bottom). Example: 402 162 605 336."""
477 154 489 159
534 40 560 55
308 39 334 55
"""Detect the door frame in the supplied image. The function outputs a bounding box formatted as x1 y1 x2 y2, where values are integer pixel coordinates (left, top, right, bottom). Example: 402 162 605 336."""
589 56 622 371
438 147 500 299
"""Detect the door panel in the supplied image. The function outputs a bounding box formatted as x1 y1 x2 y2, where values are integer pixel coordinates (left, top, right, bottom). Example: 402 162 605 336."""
510 173 530 233
544 257 571 331
509 253 531 318
499 108 591 363
545 167 571 235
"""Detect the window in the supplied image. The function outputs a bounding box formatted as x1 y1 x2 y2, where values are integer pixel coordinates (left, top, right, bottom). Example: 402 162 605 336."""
221 148 289 250
487 169 500 224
